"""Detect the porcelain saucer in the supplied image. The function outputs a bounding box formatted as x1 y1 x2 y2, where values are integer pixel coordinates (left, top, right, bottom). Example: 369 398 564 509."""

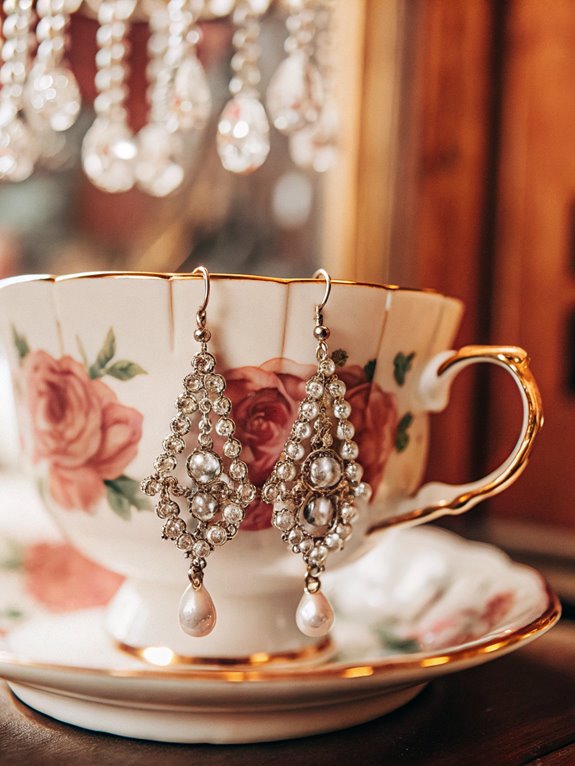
0 481 560 744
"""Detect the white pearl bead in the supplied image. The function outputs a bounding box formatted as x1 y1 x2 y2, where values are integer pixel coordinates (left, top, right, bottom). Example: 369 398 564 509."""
295 590 335 637
178 583 216 637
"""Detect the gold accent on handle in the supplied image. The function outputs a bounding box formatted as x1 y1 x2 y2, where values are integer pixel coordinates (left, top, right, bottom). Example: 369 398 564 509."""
371 345 544 531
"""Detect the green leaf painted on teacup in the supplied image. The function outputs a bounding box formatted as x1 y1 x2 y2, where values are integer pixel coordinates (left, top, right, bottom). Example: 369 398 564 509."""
331 349 348 367
363 359 377 382
105 360 147 381
76 334 89 370
0 540 24 571
395 412 414 453
89 327 116 379
11 325 29 361
0 606 24 620
377 628 421 653
393 351 415 386
105 475 150 520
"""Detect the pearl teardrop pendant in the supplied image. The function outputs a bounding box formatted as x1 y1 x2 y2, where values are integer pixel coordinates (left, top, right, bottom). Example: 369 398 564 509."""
295 590 335 637
178 583 217 637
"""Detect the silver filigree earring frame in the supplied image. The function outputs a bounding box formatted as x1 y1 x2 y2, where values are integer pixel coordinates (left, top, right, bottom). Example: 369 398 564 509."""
141 267 256 637
262 269 372 637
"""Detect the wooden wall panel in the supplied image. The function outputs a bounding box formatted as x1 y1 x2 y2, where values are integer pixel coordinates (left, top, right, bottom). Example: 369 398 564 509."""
390 0 496 486
487 0 575 527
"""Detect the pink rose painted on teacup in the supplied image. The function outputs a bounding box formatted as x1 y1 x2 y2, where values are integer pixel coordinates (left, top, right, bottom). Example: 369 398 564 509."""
23 541 124 612
14 327 147 518
225 357 398 531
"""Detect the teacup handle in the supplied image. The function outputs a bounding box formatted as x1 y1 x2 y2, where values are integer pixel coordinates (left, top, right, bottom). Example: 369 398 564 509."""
371 345 543 531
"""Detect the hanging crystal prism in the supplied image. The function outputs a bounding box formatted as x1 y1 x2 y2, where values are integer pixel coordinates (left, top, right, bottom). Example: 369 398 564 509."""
24 0 82 134
81 0 137 193
216 0 270 174
0 0 39 181
289 0 338 171
262 286 372 638
141 270 256 637
266 0 324 135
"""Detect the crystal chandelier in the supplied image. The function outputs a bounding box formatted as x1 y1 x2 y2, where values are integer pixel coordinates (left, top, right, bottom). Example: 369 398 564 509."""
0 0 337 196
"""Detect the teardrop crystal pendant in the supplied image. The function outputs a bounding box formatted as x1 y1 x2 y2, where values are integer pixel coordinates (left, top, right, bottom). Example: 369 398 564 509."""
217 94 270 174
141 268 256 638
171 56 212 132
289 97 338 173
266 50 323 135
262 272 372 638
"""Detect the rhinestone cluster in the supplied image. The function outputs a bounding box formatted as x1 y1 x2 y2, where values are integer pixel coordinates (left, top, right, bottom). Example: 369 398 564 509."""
141 321 255 590
262 331 372 596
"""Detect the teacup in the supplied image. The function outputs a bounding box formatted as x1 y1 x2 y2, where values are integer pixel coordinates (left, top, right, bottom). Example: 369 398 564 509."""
0 272 542 664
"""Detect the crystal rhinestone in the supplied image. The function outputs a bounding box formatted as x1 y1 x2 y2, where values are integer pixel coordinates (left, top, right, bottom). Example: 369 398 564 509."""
135 123 185 197
184 373 203 392
239 483 257 503
176 532 194 551
24 65 81 132
340 440 359 460
154 453 177 474
189 492 218 521
337 420 355 440
217 94 270 174
298 538 313 554
81 117 137 193
163 434 185 454
308 454 342 489
277 461 296 481
340 503 358 524
336 523 353 541
193 352 216 373
204 373 226 393
141 476 161 496
300 401 319 421
302 495 335 534
163 517 186 539
0 115 38 182
179 583 216 637
289 97 339 173
171 415 191 435
293 421 312 440
262 483 279 503
222 502 243 525
288 528 304 545
306 379 324 400
345 461 363 483
171 55 212 131
177 394 198 415
324 533 342 551
207 524 227 546
328 379 346 398
273 508 295 531
229 460 248 480
333 400 352 420
215 417 235 437
285 441 305 461
295 590 335 638
354 482 373 501
223 438 241 458
308 544 328 564
266 50 323 134
192 540 211 559
213 396 232 415
318 358 337 377
156 499 180 518
187 450 222 483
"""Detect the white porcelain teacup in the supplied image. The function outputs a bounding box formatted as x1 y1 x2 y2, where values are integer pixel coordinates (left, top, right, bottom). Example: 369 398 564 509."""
0 272 542 664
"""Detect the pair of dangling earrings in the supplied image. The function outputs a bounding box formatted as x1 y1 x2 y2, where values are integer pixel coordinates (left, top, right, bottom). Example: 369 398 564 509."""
141 268 372 639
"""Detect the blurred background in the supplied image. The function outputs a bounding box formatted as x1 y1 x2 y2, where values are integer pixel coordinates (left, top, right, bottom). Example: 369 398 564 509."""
0 0 573 589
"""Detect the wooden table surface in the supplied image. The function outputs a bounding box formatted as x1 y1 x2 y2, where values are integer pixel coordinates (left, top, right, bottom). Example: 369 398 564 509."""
0 621 574 766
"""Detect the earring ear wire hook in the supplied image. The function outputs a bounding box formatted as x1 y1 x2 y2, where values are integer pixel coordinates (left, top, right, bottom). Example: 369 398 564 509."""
312 268 331 314
192 266 210 327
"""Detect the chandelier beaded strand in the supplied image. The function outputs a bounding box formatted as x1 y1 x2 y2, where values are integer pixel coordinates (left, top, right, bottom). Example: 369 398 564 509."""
141 267 256 637
262 270 372 638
